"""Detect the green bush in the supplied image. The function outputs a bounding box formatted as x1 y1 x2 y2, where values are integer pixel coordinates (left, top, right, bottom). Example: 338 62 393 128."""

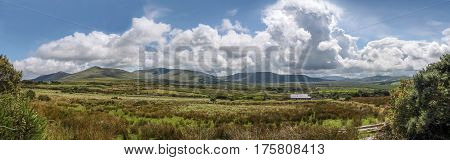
389 54 449 139
0 55 22 95
25 90 36 100
134 100 149 106
215 92 229 100
61 86 91 94
343 95 352 101
0 95 45 139
38 95 51 101
209 96 217 102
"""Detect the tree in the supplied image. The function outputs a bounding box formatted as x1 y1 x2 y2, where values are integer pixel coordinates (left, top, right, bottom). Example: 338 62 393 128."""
389 54 449 139
0 55 22 95
0 55 45 139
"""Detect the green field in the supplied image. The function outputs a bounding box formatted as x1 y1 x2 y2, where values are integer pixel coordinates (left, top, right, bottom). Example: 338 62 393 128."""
24 81 390 140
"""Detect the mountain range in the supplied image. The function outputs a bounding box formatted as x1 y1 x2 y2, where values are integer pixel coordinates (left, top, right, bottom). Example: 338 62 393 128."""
31 66 409 84
318 75 409 83
32 71 71 82
224 72 327 83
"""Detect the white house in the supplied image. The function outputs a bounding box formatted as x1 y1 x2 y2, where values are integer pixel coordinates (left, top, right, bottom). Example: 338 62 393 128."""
290 94 312 100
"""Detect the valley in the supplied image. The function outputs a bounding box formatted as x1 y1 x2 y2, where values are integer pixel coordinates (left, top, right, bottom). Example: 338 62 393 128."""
23 69 395 140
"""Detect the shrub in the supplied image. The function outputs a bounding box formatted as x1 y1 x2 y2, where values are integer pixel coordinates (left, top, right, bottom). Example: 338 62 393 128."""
134 100 149 106
215 92 229 100
388 54 449 139
38 95 51 101
25 90 36 100
343 95 352 101
111 97 121 100
0 55 22 95
0 94 45 139
209 96 217 102
61 86 90 94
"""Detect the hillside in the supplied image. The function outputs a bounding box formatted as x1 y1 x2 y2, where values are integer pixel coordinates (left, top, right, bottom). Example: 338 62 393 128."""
59 66 136 82
318 75 410 83
32 72 71 82
358 75 409 82
31 67 410 84
319 76 351 81
224 72 328 83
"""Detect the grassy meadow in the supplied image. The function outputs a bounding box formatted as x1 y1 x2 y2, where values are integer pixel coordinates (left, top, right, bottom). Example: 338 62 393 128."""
22 81 391 140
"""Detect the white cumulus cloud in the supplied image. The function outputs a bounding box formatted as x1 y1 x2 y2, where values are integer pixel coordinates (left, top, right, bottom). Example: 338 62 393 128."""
14 0 450 79
339 37 447 73
218 19 250 33
15 17 171 79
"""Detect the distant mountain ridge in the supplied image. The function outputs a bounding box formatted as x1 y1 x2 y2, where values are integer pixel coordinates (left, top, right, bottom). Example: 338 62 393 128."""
58 66 135 82
32 67 409 83
32 72 71 82
224 72 327 83
319 76 351 81
358 75 408 82
134 68 218 83
318 75 409 83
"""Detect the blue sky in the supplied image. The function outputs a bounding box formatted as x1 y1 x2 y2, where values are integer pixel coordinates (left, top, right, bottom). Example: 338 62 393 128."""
1 0 449 61
333 0 450 45
2 0 450 79
0 0 273 60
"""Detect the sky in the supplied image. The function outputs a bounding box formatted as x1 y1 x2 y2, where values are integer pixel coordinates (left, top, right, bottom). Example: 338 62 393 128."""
1 0 449 79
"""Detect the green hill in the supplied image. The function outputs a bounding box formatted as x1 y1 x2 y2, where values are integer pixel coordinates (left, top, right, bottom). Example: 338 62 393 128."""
60 66 136 82
32 67 408 84
32 72 71 82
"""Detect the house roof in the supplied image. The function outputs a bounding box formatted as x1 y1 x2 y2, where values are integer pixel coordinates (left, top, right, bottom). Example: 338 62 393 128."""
290 94 311 99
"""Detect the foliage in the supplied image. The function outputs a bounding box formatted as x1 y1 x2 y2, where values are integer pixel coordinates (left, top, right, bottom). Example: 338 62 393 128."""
0 55 45 140
0 55 22 95
0 94 45 139
29 94 381 140
25 90 36 100
38 95 51 101
209 96 217 102
389 54 449 139
350 96 390 107
311 89 390 99
343 95 352 101
61 86 91 94
20 70 396 140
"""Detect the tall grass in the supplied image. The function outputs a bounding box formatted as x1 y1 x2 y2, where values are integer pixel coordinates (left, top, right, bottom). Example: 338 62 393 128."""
0 95 45 140
30 94 381 140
